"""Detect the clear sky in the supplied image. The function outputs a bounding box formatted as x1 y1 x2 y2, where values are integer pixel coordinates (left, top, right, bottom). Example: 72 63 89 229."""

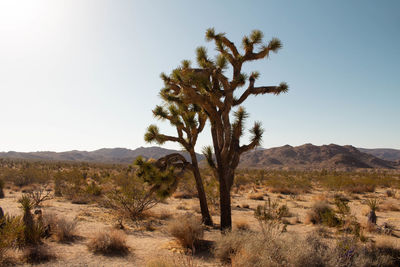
0 0 399 152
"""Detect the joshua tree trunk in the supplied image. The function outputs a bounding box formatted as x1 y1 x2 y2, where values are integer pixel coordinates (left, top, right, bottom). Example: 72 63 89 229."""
219 172 232 230
189 150 213 226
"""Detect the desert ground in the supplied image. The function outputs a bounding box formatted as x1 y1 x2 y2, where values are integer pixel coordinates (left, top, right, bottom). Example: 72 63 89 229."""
1 165 400 266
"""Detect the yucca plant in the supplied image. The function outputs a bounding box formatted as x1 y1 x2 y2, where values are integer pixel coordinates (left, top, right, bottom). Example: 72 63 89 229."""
0 211 24 261
366 198 378 225
366 198 379 212
18 195 42 245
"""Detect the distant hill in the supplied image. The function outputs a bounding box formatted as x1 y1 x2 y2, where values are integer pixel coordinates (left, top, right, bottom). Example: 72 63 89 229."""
239 144 397 170
1 144 398 170
358 148 400 161
0 147 203 164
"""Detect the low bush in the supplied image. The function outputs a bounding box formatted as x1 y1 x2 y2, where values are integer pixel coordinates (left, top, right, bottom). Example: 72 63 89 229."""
167 214 204 251
23 245 55 264
53 217 78 242
305 202 340 227
235 219 251 231
105 174 161 222
0 212 24 263
87 229 129 256
254 198 291 234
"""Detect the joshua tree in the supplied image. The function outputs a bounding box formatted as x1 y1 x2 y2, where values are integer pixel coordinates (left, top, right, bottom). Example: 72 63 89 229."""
159 28 288 230
144 100 213 226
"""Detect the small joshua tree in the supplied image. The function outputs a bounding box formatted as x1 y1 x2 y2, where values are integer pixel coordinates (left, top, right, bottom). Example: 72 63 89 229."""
106 154 188 222
145 99 213 226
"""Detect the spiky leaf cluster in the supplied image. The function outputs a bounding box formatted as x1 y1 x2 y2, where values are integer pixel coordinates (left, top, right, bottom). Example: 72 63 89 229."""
134 156 179 199
159 28 288 176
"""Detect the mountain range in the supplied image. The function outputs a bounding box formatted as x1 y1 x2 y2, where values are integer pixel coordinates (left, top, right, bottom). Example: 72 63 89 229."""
239 144 399 170
0 147 199 164
0 144 399 170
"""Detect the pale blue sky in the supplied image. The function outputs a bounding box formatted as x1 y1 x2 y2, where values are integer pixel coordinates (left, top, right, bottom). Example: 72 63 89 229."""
0 0 399 152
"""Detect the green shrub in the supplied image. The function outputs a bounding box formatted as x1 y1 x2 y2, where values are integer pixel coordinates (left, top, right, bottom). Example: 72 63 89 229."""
105 174 160 222
306 202 340 227
254 198 291 234
18 195 43 246
85 181 102 196
0 213 24 262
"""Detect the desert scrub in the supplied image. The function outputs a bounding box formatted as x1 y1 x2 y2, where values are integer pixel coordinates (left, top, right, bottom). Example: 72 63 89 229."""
28 183 52 208
23 244 55 264
0 212 24 263
265 174 312 195
48 216 78 243
167 214 204 251
234 219 251 231
305 201 340 227
88 229 129 256
214 230 400 267
146 255 198 267
19 195 44 246
85 181 102 197
254 198 291 234
105 169 164 222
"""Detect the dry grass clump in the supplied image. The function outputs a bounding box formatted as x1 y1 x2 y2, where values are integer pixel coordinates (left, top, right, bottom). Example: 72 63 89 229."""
235 219 251 231
213 230 250 263
23 245 55 264
214 231 400 267
146 254 198 267
53 217 78 242
146 258 175 267
167 214 204 251
42 213 78 242
87 229 129 256
305 202 340 227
